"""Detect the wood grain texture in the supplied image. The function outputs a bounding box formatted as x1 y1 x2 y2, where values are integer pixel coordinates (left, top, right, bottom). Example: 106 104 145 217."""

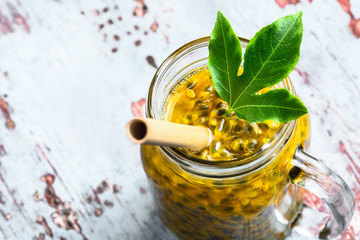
0 0 359 239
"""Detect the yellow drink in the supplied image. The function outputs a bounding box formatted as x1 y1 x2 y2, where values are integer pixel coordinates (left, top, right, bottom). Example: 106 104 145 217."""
141 67 310 239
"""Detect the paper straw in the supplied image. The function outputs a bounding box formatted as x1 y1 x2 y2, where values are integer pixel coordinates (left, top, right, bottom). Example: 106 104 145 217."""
126 118 213 150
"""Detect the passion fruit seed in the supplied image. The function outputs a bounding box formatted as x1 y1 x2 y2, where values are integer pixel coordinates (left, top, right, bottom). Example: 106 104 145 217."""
216 109 226 116
204 85 214 93
187 81 196 89
259 123 269 129
247 139 258 150
216 102 224 108
185 89 196 98
231 139 245 152
199 104 208 110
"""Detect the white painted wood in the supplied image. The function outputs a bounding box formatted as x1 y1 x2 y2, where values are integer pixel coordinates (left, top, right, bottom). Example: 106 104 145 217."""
0 0 359 239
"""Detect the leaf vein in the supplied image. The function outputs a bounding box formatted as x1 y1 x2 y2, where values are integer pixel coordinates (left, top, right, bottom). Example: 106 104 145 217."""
231 15 301 108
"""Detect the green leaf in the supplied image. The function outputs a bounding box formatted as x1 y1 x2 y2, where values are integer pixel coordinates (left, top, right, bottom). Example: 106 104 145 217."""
232 89 308 123
208 11 308 123
208 10 242 104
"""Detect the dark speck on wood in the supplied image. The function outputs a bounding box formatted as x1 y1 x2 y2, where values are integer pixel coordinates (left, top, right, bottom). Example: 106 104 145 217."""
0 209 12 221
146 56 157 69
7 2 31 33
150 21 158 32
0 12 13 34
0 139 6 156
33 191 43 202
85 195 93 204
112 184 122 193
92 188 102 205
133 0 148 17
140 187 146 194
0 97 16 130
94 208 103 217
36 216 54 237
104 200 114 208
44 145 51 152
96 180 110 194
0 191 5 204
134 40 141 46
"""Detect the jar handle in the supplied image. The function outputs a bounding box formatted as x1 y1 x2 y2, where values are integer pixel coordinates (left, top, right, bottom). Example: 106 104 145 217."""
289 147 355 239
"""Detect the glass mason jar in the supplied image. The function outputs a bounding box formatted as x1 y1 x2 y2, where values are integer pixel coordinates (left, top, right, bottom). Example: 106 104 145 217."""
140 37 354 240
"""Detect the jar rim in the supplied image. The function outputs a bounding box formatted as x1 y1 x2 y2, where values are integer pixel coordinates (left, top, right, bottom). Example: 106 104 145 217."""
146 37 297 177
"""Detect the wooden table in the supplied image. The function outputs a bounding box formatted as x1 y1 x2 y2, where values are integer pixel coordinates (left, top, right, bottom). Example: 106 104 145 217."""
0 0 359 239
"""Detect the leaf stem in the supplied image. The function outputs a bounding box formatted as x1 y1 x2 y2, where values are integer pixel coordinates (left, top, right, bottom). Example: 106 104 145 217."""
226 107 233 117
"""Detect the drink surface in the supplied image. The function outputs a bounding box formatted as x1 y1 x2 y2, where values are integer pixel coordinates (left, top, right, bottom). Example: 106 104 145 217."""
141 67 311 240
164 67 281 160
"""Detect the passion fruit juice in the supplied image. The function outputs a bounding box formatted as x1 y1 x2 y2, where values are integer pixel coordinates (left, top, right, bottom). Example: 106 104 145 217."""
141 67 310 239
164 68 282 161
